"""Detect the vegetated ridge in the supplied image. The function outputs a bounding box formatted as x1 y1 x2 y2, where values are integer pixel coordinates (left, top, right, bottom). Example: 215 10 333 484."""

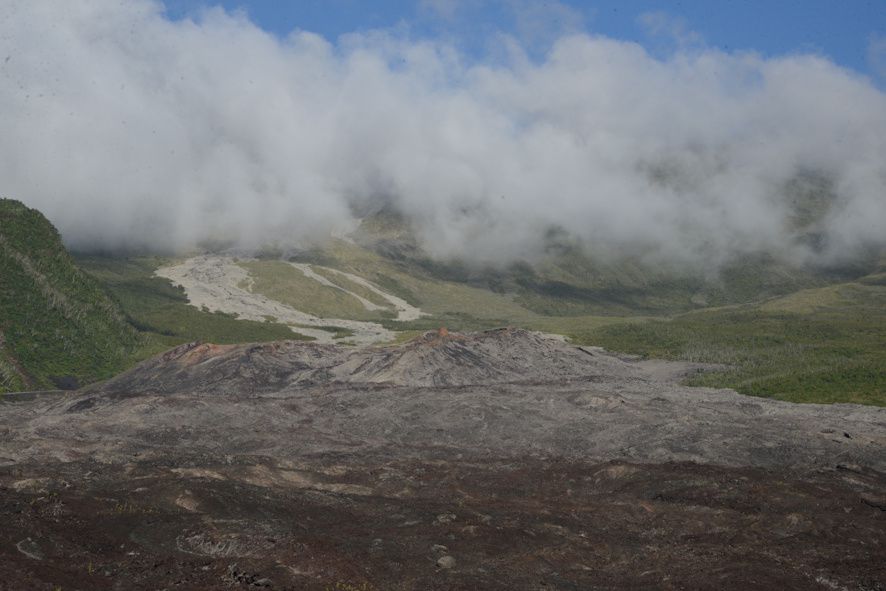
0 198 141 392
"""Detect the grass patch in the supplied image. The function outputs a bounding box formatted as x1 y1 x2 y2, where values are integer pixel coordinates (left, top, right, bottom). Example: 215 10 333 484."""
526 314 647 336
573 281 886 406
296 324 357 340
239 260 389 321
312 240 540 324
387 330 427 344
309 266 393 309
76 256 302 345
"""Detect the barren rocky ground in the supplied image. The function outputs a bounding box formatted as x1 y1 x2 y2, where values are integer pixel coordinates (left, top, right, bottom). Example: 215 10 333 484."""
1 329 884 590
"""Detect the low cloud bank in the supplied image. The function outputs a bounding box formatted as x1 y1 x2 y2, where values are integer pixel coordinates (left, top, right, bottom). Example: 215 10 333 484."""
1 1 885 267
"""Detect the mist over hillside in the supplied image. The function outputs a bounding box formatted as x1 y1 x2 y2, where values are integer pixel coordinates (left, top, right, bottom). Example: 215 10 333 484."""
2 0 885 268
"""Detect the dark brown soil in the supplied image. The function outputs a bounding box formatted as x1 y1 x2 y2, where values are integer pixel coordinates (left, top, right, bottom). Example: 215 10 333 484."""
2 456 885 590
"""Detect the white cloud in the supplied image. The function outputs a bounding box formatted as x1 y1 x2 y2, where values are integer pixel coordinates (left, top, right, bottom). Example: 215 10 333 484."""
1 0 884 268
638 11 704 48
508 0 584 49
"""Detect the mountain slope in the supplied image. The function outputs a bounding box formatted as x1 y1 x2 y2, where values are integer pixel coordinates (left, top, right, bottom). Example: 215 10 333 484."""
574 268 886 406
350 207 879 316
0 198 141 392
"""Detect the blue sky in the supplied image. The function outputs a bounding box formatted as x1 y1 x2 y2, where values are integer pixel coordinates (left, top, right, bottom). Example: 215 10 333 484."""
162 0 886 79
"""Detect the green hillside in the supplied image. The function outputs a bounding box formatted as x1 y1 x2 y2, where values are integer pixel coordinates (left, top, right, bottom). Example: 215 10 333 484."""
31 201 875 407
569 275 886 406
76 256 302 345
0 198 308 394
282 214 886 405
0 198 142 392
70 216 885 405
2 181 881 405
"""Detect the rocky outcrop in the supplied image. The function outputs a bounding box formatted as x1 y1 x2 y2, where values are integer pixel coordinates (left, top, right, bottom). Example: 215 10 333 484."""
7 329 883 472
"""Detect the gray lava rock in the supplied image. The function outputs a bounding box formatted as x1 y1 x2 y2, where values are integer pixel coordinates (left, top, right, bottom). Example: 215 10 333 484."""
436 555 456 569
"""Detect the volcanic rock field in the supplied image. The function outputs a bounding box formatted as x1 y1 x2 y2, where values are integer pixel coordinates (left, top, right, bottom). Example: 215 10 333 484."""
1 329 884 589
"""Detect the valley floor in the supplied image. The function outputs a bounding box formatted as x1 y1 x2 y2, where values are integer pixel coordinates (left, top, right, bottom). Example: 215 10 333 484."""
74 250 886 406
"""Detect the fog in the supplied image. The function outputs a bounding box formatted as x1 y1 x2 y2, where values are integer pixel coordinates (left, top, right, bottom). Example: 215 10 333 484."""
1 0 885 268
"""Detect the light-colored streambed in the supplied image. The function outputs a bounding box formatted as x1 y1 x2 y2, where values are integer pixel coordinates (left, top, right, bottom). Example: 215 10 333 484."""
156 255 425 344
